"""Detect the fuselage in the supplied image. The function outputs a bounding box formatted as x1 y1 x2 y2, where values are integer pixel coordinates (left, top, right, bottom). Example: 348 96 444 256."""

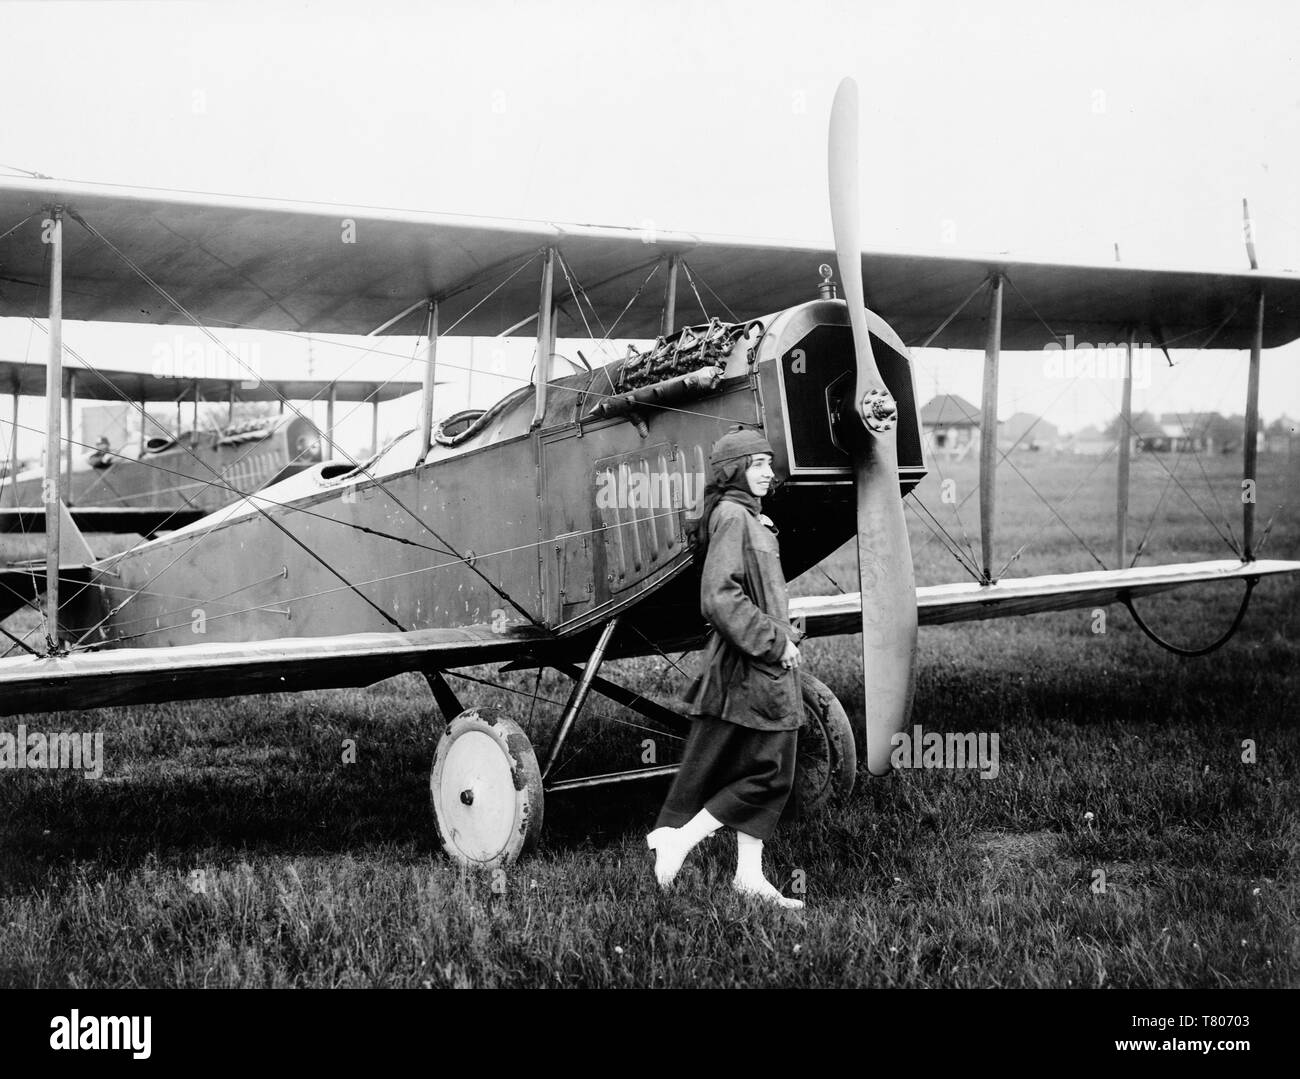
61 301 924 656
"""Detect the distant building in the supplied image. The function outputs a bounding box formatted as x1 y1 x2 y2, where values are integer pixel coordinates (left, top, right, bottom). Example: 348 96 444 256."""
1139 422 1203 454
1138 413 1243 454
920 394 987 460
999 412 1059 453
1173 412 1242 454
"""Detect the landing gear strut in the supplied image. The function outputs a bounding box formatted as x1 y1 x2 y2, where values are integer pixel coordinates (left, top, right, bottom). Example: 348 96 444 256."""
425 620 857 867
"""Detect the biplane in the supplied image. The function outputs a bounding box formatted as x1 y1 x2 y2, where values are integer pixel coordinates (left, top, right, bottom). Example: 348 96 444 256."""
1 80 1297 867
0 357 424 536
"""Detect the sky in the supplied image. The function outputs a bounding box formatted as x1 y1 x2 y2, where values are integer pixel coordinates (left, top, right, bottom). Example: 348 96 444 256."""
2 0 1298 459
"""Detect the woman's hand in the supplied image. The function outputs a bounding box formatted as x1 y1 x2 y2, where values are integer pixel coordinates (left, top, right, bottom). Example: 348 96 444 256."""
780 639 801 670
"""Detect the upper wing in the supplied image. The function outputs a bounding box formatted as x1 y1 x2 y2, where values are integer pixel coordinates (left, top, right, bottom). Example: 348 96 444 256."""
0 357 423 403
792 559 1300 635
3 177 1299 348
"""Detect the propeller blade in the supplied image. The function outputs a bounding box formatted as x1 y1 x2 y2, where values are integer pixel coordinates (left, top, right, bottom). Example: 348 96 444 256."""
828 77 919 775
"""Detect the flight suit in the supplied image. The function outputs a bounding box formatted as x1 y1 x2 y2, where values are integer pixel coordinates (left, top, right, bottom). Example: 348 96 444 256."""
656 497 806 840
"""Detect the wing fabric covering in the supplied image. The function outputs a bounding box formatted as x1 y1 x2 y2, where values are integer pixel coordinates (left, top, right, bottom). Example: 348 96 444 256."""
1 561 1296 715
791 559 1300 635
2 178 1299 348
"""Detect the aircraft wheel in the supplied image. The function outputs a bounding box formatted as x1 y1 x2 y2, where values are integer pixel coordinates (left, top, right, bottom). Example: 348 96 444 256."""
430 709 543 868
792 673 858 815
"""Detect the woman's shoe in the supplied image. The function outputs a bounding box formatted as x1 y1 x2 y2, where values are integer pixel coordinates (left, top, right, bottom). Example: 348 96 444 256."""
732 874 805 910
733 832 804 909
646 827 691 889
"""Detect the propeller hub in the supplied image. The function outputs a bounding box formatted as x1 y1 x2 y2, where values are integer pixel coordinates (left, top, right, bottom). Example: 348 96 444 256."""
860 388 898 432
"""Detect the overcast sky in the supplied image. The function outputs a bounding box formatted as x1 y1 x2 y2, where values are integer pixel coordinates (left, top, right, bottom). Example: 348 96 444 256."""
2 0 1298 457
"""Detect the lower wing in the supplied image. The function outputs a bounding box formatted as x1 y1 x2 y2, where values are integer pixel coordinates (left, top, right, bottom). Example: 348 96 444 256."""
793 558 1300 634
1 559 1295 715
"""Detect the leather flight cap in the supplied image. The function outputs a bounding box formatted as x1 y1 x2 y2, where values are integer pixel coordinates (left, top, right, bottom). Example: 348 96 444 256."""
709 426 774 469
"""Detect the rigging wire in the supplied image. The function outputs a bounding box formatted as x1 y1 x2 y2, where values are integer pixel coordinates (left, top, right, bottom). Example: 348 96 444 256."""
1086 369 1242 557
5 239 748 647
680 261 740 323
912 397 981 572
6 240 52 640
0 622 40 656
1127 438 1190 567
72 501 694 648
678 260 712 321
905 494 985 581
1254 506 1285 557
995 443 1121 577
443 667 684 744
67 209 546 635
7 319 421 645
0 211 37 245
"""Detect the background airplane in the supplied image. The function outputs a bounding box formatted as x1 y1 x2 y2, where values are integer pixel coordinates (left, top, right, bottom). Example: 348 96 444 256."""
0 357 424 536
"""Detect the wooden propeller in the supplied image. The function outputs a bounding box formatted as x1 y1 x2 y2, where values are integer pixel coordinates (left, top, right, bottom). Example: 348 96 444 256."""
827 77 919 774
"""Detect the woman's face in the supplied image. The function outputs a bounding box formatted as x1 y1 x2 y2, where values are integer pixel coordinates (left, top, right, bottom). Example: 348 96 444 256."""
744 453 775 497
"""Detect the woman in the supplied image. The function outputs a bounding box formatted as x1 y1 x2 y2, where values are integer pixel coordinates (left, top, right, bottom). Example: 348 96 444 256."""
647 426 806 909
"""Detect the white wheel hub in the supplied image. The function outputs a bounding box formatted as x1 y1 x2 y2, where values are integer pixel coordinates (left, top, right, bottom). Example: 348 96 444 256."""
430 709 543 868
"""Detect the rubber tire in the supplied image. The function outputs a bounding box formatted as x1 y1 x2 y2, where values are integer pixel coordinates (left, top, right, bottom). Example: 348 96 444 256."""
430 710 543 868
791 672 858 816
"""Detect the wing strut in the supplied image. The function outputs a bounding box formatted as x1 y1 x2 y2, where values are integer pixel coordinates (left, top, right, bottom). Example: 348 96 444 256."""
531 247 555 428
369 385 380 456
6 383 17 485
63 370 75 502
660 254 680 336
1116 327 1135 565
541 616 620 781
418 300 438 460
979 273 1003 582
43 206 64 650
1243 289 1264 558
324 380 336 459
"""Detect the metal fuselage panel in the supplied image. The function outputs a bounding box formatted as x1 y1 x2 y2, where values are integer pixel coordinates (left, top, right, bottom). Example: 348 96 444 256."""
70 434 542 647
66 300 924 656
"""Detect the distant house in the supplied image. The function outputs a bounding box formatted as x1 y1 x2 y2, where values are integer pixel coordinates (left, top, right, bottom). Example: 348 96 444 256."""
999 412 1059 453
1139 422 1202 454
1174 412 1242 454
1137 412 1244 454
920 394 987 460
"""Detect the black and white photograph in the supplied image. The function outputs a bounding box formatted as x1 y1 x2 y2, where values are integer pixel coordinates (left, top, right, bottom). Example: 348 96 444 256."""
0 0 1296 1034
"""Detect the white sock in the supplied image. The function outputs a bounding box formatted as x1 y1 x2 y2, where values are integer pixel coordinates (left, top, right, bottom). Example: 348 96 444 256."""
678 808 723 847
733 831 804 910
735 830 764 880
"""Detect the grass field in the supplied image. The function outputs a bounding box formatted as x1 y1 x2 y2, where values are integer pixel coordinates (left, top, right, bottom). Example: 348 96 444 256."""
0 450 1296 988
